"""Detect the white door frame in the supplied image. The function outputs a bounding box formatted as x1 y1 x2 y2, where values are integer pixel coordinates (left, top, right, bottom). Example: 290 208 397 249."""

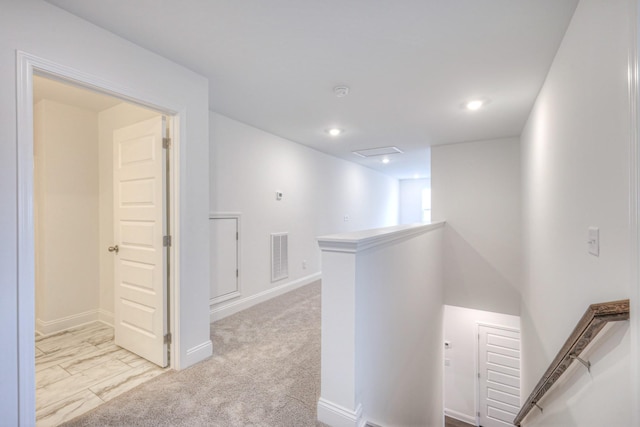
475 322 520 427
630 1 640 426
209 212 242 306
16 51 181 421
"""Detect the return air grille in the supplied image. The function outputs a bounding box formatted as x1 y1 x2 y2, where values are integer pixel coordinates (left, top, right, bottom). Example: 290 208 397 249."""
352 146 404 158
271 232 289 282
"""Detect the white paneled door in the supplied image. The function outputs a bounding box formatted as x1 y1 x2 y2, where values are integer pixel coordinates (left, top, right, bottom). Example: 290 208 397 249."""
478 325 521 427
210 216 239 303
113 116 168 367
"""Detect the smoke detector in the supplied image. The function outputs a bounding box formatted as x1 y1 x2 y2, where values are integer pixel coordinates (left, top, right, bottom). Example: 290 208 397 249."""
334 86 350 97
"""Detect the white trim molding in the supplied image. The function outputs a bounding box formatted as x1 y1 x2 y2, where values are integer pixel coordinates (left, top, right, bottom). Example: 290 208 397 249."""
184 340 213 367
630 1 640 426
98 309 114 327
209 290 241 306
317 222 444 427
209 211 242 218
444 408 477 426
16 50 188 423
210 272 321 323
317 221 445 253
317 398 364 427
35 310 114 336
16 50 37 427
209 212 242 306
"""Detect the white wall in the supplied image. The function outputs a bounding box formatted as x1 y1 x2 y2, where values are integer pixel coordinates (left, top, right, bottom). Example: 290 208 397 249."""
209 112 399 318
399 178 431 224
33 98 160 332
98 103 161 319
520 0 633 425
432 137 521 316
1 2 210 423
358 226 444 427
317 223 444 427
443 305 520 424
34 99 100 332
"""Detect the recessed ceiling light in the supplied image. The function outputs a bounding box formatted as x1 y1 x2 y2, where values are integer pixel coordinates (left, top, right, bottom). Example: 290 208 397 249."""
327 128 342 137
466 100 484 111
465 98 492 111
382 158 390 164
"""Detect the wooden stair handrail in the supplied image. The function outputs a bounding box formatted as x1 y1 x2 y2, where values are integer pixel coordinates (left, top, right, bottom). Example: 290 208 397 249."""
513 299 629 426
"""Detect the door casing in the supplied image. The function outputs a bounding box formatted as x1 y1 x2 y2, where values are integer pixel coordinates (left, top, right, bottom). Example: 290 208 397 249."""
209 212 241 305
16 51 180 421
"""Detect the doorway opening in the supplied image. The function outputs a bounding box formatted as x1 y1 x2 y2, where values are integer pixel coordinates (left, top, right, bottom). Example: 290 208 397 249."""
32 74 175 425
443 305 521 427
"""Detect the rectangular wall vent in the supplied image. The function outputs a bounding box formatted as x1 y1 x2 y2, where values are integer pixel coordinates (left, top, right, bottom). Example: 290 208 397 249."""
271 232 289 282
352 146 404 158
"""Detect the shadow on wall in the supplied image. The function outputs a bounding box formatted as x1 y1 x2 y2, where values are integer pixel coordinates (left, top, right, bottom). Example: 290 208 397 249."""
443 225 520 316
519 303 546 396
518 320 628 427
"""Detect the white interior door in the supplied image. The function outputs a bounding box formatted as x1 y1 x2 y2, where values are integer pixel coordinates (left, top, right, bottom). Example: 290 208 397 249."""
113 116 167 367
210 217 239 303
478 325 520 427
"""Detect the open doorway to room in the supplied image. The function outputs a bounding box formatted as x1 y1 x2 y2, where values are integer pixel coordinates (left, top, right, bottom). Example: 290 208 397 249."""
32 75 173 425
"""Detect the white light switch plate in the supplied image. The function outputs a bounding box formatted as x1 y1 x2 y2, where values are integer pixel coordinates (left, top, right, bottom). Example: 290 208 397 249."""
588 227 599 256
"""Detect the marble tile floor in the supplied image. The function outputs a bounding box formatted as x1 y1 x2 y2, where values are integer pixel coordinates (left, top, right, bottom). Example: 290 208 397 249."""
35 322 167 427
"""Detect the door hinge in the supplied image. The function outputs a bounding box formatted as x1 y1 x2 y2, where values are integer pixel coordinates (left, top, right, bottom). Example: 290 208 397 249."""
163 235 172 247
164 332 172 344
163 137 171 149
236 231 239 240
236 269 239 278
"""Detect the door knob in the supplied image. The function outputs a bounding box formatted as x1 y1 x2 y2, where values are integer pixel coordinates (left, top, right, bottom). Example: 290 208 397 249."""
108 245 119 254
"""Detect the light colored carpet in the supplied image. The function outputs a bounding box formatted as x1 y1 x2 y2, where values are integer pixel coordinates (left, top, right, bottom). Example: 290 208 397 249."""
63 281 326 427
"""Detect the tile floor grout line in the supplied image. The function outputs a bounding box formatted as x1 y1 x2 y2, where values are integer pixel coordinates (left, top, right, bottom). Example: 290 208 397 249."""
35 321 164 426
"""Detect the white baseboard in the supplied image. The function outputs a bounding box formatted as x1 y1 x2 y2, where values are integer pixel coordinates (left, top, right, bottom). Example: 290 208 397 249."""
210 272 321 322
444 408 477 425
35 308 115 336
36 309 100 336
317 398 364 427
98 309 114 326
183 340 213 368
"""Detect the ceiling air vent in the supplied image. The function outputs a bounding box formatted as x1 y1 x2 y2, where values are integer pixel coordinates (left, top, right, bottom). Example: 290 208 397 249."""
271 232 289 282
352 146 404 158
